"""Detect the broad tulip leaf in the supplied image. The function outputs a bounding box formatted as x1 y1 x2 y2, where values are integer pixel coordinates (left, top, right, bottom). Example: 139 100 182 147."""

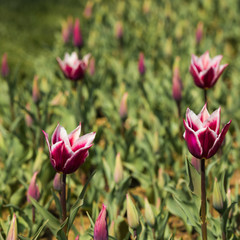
32 220 49 240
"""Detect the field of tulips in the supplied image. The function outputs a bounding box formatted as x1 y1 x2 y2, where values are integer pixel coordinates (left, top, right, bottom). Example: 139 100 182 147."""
1 0 240 239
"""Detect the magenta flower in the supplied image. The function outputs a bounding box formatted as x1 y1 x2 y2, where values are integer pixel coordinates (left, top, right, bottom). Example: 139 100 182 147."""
1 53 9 78
73 18 83 48
43 123 95 174
138 52 146 75
172 62 182 102
183 104 231 159
94 204 108 240
27 172 40 203
57 52 90 81
189 51 228 89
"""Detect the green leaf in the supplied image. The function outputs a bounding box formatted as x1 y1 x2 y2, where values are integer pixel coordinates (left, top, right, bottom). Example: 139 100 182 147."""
52 189 62 217
67 170 96 232
32 220 49 240
185 158 201 197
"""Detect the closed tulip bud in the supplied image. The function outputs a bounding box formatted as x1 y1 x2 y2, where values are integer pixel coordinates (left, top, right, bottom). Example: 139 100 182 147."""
172 56 182 103
94 204 108 240
191 156 201 173
62 21 70 44
53 173 61 191
213 178 226 214
143 0 151 14
25 103 33 127
27 172 40 203
1 53 9 78
84 1 93 19
73 18 83 48
32 75 40 104
138 52 146 75
227 188 231 206
109 221 115 237
196 21 203 45
119 92 128 121
75 236 79 240
144 197 155 227
89 57 95 76
6 213 17 240
115 21 123 40
114 153 124 184
158 168 165 189
126 194 139 230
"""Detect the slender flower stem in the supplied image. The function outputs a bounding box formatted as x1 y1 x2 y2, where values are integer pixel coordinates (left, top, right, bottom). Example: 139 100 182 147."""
177 101 181 118
133 229 138 240
61 173 67 234
201 159 207 240
32 206 35 224
221 217 226 240
204 89 207 103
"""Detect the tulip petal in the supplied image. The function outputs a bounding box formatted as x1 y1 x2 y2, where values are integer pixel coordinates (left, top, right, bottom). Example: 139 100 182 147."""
200 67 215 88
197 127 217 158
210 55 223 68
183 120 203 158
203 107 221 133
198 104 210 122
207 120 231 158
72 132 96 152
68 123 81 146
63 145 92 174
191 55 201 72
52 124 70 146
186 108 203 131
200 51 210 69
43 130 56 168
190 64 204 87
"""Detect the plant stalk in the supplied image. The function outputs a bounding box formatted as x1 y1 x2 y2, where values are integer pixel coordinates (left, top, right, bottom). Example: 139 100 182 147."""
133 229 138 240
201 159 207 240
32 206 35 224
204 89 207 103
61 173 67 234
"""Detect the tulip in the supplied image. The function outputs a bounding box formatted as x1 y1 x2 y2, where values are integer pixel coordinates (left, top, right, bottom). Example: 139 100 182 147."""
144 197 155 227
6 213 17 240
25 103 33 127
189 51 228 89
84 1 93 19
89 57 95 76
183 104 231 159
32 75 41 104
213 178 226 214
94 204 108 240
1 53 9 78
73 18 83 48
126 194 139 230
62 17 73 44
114 153 124 184
172 56 182 103
158 168 165 189
196 21 203 45
75 236 79 240
43 123 95 174
27 172 40 203
115 21 123 40
138 52 146 75
53 173 61 191
119 92 128 121
57 52 90 81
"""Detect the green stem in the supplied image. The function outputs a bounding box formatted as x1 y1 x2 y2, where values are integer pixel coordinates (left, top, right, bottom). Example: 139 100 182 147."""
201 159 207 240
221 217 226 240
61 173 67 234
204 89 207 103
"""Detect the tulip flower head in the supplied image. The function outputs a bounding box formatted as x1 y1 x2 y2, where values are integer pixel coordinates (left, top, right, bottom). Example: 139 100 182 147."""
57 52 90 81
138 52 146 75
6 213 17 240
73 18 83 48
94 204 108 240
53 173 61 191
172 57 182 103
144 197 155 227
89 57 95 76
189 51 228 89
43 123 95 174
1 53 9 78
84 1 93 19
119 92 128 121
126 194 139 230
183 104 231 159
114 152 124 184
213 178 226 214
32 75 41 104
115 21 123 40
196 21 203 45
27 172 40 203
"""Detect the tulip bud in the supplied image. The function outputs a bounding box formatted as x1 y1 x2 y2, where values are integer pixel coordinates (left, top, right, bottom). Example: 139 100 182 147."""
172 56 182 103
27 172 40 203
62 21 70 44
142 0 151 14
119 92 128 122
191 156 201 173
227 188 231 207
144 197 155 227
84 1 93 19
53 173 61 191
73 18 83 48
196 21 203 45
213 178 226 214
75 235 79 240
32 75 41 104
25 103 33 127
94 204 108 240
126 194 139 229
1 53 9 78
67 16 74 35
115 21 123 40
89 57 95 76
114 153 124 184
158 168 165 189
6 213 17 240
109 221 115 237
138 52 146 75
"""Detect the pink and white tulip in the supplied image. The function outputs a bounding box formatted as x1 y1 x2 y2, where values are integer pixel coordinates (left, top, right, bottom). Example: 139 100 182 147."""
1 53 9 78
183 104 231 159
43 123 95 174
57 52 90 81
138 52 146 75
73 18 83 48
94 204 108 240
189 51 228 89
